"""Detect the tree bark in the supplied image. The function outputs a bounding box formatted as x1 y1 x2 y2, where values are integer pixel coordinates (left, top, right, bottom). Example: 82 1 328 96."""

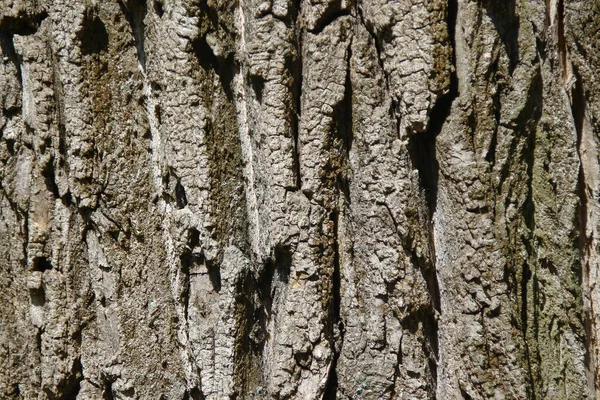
0 0 599 399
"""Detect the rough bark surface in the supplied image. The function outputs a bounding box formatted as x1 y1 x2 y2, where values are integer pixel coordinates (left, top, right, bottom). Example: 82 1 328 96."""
0 0 599 399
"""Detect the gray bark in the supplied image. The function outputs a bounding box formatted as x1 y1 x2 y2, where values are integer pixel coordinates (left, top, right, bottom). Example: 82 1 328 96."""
0 0 599 399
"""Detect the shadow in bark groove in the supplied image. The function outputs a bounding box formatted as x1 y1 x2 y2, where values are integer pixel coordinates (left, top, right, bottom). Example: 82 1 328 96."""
182 387 205 400
153 0 164 18
332 50 353 204
517 63 543 400
482 0 519 74
408 0 458 218
323 209 343 399
191 36 235 100
0 9 48 36
406 1 458 395
78 10 109 55
118 0 148 71
0 33 22 84
290 21 303 191
571 66 596 388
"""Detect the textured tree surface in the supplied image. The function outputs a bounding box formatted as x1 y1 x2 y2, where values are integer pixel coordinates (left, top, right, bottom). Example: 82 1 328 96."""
1 0 600 398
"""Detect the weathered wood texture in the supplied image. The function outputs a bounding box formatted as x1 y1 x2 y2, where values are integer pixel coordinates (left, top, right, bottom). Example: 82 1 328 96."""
1 0 599 399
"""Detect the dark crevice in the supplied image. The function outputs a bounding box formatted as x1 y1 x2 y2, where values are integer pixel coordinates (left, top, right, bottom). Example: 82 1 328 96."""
0 9 48 35
332 48 353 203
118 0 147 72
308 6 351 34
236 246 292 394
322 367 338 400
29 259 51 305
571 69 596 385
58 122 67 160
163 169 188 209
233 269 264 397
571 71 585 148
249 74 265 103
521 81 540 399
153 0 165 17
33 256 53 272
556 0 567 80
409 0 458 217
273 246 292 285
460 385 474 400
175 179 188 209
0 32 22 85
482 0 520 74
77 10 109 55
291 14 303 191
61 358 84 400
323 209 343 399
183 387 205 400
30 286 46 307
102 378 115 400
10 384 20 396
207 259 221 293
22 211 29 267
191 36 234 100
259 245 292 336
6 138 16 154
485 124 498 165
180 228 199 321
36 328 43 354
408 131 439 218
154 103 162 124
42 159 60 198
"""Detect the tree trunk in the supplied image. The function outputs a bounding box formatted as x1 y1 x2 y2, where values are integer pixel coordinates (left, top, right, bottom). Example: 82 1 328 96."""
1 0 599 399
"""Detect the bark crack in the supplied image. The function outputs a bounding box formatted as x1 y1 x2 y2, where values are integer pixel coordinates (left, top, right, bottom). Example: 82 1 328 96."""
0 32 22 85
291 8 303 191
571 67 599 394
308 7 351 34
323 209 343 399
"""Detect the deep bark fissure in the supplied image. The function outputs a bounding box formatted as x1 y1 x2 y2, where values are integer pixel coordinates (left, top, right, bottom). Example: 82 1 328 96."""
482 0 519 74
571 67 598 392
409 0 459 217
77 10 109 55
118 0 148 72
522 106 539 400
59 357 84 399
191 36 235 100
182 387 205 400
291 11 303 191
323 209 342 399
153 0 164 18
308 6 351 34
42 159 60 198
332 45 353 203
556 0 567 80
0 9 48 35
102 378 115 400
0 32 22 85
